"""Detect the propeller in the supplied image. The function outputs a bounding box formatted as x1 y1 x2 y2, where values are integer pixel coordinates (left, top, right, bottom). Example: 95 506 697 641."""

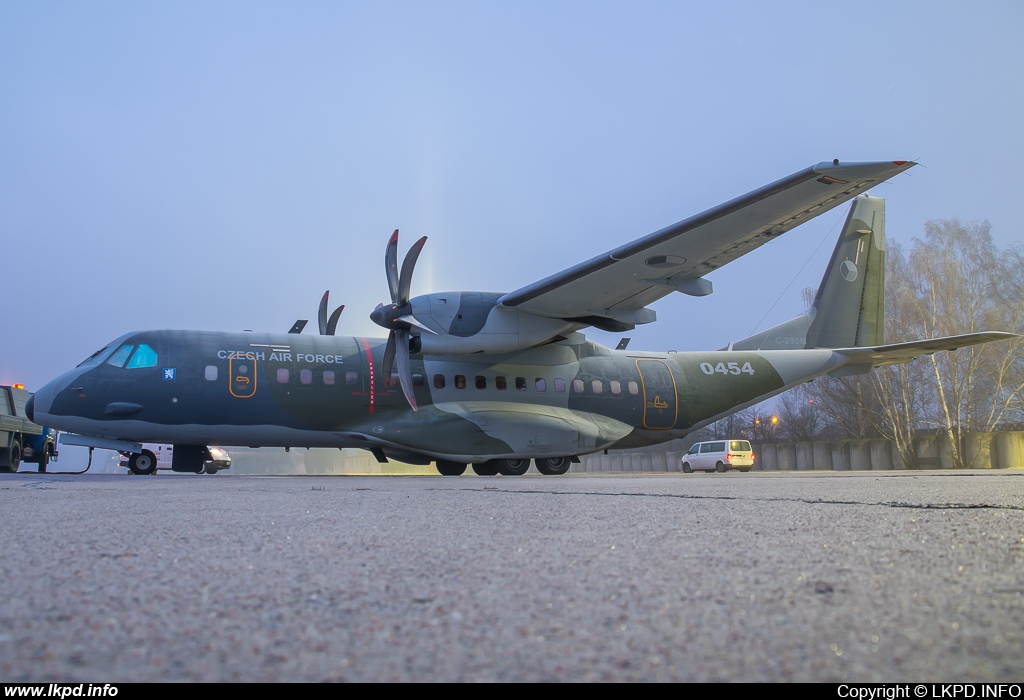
317 290 345 336
370 229 427 411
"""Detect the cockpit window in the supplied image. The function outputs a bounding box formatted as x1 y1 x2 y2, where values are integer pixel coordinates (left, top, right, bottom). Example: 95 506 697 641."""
106 345 135 368
126 344 158 369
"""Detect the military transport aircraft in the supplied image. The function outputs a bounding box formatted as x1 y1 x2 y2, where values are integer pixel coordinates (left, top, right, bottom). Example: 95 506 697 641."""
21 160 1016 476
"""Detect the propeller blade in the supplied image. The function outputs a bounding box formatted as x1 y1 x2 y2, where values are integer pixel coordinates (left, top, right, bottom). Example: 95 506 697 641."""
381 332 397 388
385 229 400 303
326 305 344 336
394 329 418 412
318 290 330 335
397 235 427 305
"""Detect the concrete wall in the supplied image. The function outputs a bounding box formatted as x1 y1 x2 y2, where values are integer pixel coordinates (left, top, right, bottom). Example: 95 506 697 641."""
573 431 1024 474
995 432 1024 469
850 440 871 470
776 443 796 471
795 442 814 471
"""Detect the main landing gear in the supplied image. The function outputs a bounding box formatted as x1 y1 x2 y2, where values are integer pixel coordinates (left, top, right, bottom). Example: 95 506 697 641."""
440 456 573 477
127 449 158 475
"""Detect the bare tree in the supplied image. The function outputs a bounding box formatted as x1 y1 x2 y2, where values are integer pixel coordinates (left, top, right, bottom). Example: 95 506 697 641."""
902 220 1024 466
805 220 1024 468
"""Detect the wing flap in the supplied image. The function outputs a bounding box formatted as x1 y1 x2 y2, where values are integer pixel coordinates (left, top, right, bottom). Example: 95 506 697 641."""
500 160 916 322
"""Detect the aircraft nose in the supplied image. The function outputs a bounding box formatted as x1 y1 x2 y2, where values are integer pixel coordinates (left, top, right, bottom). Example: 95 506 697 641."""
27 373 68 425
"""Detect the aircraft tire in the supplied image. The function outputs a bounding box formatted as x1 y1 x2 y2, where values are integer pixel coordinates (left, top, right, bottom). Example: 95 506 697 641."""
535 456 571 476
435 460 467 477
715 461 726 473
682 462 692 473
495 458 530 476
471 462 500 476
129 450 158 476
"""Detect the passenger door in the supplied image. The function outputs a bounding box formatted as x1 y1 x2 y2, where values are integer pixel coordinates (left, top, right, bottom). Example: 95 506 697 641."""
635 359 678 429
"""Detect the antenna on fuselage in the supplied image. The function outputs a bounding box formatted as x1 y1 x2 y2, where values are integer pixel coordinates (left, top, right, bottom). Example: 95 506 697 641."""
616 337 631 350
288 320 308 334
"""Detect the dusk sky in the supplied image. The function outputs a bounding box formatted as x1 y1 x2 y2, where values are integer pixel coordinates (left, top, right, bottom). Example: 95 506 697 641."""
2 1 1022 392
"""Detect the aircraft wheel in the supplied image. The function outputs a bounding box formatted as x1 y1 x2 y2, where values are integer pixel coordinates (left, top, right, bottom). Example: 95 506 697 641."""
496 458 530 476
129 450 158 476
471 462 500 476
715 461 726 473
682 462 692 473
435 460 466 476
535 456 571 476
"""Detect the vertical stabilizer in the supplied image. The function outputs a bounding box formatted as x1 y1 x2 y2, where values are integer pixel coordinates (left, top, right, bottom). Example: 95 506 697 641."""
805 195 885 348
726 195 886 350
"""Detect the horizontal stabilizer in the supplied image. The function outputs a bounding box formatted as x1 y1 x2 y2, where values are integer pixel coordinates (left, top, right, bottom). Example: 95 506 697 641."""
832 331 1018 373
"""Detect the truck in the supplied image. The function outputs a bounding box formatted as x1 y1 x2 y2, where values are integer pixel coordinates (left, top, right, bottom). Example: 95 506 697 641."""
0 385 58 472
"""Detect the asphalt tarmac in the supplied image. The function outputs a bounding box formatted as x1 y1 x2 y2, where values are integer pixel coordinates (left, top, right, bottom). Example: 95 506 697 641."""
1 470 1023 682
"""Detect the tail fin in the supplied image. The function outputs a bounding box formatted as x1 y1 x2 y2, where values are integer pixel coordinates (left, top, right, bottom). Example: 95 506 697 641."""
728 195 886 351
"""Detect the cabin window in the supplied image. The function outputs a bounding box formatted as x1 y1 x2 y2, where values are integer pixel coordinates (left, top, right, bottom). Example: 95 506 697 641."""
205 365 218 381
277 368 290 383
126 344 158 369
592 380 603 394
413 374 425 387
433 374 445 389
554 378 566 393
535 378 546 392
495 376 507 390
515 377 527 391
346 371 359 386
628 381 639 395
475 375 487 390
106 345 134 368
323 370 335 385
610 380 621 395
572 379 584 393
455 375 467 389
300 369 313 385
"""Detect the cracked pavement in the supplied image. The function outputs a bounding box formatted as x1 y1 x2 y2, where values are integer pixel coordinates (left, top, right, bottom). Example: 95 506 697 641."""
1 471 1023 682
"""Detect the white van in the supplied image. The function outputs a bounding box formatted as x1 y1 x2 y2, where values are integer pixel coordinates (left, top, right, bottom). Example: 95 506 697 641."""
682 440 754 473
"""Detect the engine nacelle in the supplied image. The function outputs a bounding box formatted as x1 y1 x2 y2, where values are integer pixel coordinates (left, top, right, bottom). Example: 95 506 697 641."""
407 292 577 354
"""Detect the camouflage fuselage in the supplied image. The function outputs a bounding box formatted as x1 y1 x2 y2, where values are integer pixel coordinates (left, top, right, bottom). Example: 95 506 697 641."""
32 329 842 462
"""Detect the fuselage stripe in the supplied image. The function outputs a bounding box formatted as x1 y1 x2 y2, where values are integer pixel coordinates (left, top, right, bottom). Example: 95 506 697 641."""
359 337 375 414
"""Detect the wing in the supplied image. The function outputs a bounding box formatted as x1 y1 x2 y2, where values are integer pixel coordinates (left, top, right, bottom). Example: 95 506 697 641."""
499 160 916 329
